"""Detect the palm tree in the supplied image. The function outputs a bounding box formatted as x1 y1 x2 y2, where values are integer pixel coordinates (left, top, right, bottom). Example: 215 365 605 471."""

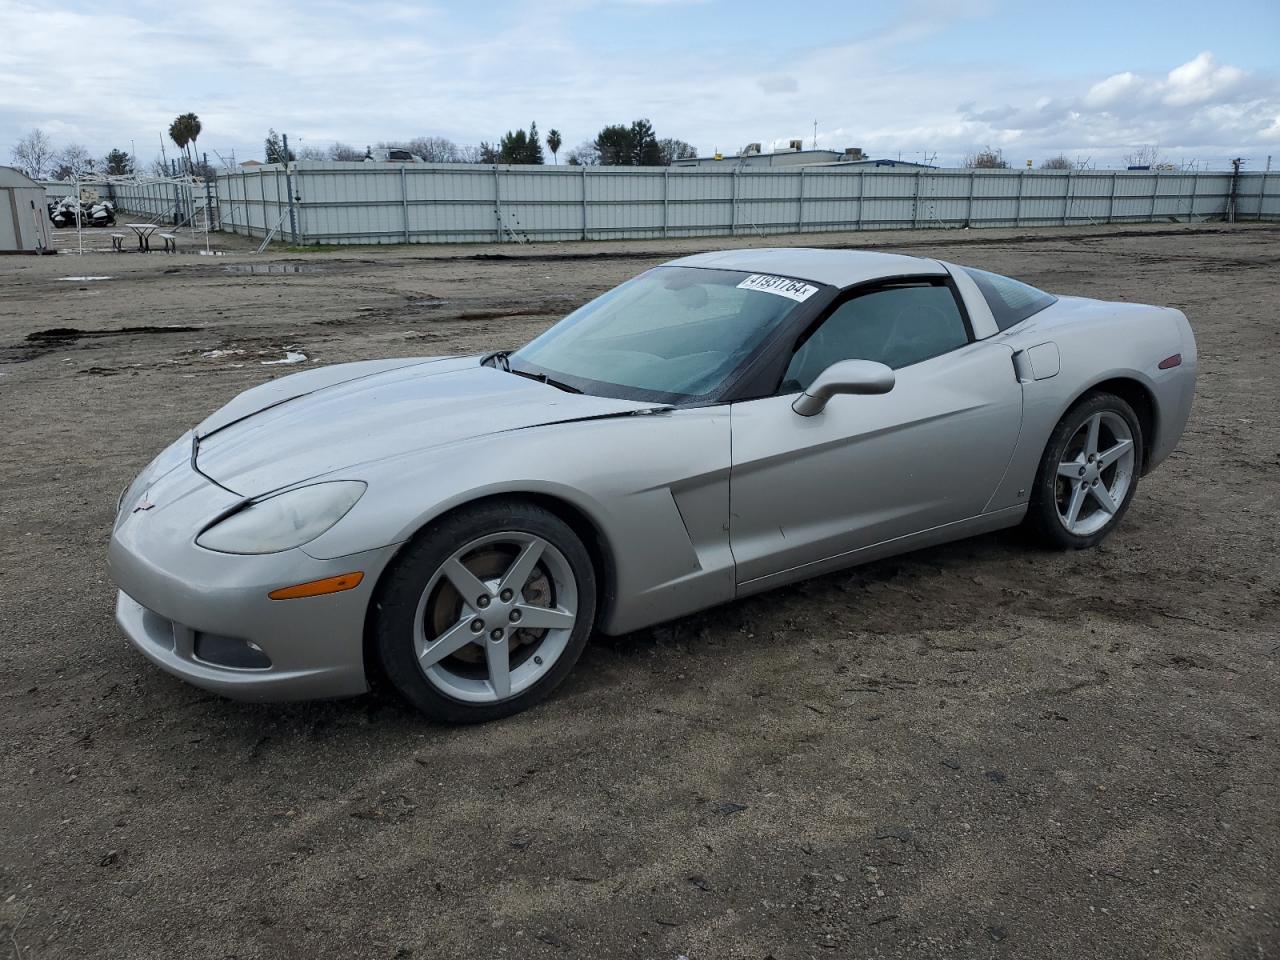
168 113 202 174
546 128 562 165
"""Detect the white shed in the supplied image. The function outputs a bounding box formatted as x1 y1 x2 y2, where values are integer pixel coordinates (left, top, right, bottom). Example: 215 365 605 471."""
0 165 54 254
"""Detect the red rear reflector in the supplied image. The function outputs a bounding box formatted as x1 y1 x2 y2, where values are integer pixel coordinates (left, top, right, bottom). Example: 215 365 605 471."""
1158 354 1182 370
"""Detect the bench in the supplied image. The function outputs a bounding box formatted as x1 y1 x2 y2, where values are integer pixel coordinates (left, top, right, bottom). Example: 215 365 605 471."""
158 233 177 253
111 233 125 252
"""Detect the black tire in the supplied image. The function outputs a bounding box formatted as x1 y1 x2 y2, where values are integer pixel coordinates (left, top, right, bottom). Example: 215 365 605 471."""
1027 391 1145 550
373 500 597 724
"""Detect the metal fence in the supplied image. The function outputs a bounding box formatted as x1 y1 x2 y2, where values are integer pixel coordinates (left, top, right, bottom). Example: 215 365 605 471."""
213 162 1280 246
100 180 216 226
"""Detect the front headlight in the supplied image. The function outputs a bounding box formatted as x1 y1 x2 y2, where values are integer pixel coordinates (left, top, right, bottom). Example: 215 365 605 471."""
196 481 366 555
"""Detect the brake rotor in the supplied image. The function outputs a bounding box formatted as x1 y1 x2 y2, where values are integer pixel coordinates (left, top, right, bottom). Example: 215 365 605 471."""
427 545 553 666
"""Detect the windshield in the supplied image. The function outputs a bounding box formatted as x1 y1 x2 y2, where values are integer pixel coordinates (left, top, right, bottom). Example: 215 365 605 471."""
510 266 821 402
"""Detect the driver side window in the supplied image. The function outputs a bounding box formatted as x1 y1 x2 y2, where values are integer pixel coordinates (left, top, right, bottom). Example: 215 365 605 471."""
780 283 970 392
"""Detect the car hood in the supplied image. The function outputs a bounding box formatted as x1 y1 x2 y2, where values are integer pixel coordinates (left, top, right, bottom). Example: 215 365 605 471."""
195 355 661 495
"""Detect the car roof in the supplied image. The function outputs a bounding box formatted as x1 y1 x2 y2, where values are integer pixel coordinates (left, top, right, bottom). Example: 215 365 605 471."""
664 247 946 288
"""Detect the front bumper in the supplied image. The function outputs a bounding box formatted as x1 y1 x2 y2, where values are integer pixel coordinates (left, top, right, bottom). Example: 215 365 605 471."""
108 447 399 702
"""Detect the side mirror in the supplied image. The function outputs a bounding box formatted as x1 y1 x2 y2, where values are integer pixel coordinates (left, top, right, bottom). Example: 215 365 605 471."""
792 359 895 416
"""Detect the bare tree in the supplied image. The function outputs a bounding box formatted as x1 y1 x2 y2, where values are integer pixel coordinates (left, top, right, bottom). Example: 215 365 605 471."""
372 137 462 162
964 146 1008 169
297 146 328 161
191 158 217 179
51 143 95 180
565 140 600 166
1039 154 1075 170
408 137 464 162
1124 143 1165 168
327 142 365 161
10 128 55 179
658 138 697 164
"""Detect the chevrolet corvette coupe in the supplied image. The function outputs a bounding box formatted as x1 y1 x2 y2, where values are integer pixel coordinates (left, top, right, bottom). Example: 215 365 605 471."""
109 248 1197 722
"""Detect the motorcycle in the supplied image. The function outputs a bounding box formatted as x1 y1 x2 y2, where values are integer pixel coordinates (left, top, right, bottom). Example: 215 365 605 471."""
88 201 116 227
48 196 84 229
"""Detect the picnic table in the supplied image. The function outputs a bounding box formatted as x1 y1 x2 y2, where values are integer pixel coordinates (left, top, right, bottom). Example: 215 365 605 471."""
125 223 161 252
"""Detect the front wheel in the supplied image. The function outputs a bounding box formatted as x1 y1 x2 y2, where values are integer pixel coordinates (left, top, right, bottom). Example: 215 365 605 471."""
373 500 596 723
1028 392 1144 549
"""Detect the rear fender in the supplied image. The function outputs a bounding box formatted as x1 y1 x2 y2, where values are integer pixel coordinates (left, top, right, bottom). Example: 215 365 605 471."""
986 300 1194 511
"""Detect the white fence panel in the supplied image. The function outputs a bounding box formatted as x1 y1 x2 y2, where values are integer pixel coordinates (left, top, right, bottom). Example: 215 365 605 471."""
205 162 1279 246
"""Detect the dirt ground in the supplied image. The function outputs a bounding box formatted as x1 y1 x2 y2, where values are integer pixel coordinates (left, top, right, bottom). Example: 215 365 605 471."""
1 223 1277 960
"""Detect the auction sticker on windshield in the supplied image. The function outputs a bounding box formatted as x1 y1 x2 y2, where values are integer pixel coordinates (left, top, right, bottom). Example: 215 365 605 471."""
736 274 820 302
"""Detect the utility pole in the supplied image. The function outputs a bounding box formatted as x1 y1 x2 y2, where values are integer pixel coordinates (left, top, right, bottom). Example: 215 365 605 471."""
203 151 216 241
282 133 299 245
812 119 817 151
1227 157 1244 223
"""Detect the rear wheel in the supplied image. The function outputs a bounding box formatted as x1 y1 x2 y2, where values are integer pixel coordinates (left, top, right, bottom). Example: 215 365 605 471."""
373 501 596 723
1028 392 1144 549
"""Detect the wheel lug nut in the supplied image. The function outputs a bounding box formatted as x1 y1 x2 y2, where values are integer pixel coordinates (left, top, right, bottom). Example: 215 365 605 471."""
476 596 490 609
490 628 504 641
500 588 514 602
471 619 485 633
510 609 522 623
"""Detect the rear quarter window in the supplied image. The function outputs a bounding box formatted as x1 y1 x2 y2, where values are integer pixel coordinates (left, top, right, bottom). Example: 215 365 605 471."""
962 267 1056 331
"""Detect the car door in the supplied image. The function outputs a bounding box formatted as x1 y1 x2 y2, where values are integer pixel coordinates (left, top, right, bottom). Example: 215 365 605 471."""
729 278 1023 587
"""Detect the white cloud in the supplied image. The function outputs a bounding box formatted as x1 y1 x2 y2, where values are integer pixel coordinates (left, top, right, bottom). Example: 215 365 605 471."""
1083 72 1144 109
945 51 1276 165
0 2 1275 171
1164 51 1244 106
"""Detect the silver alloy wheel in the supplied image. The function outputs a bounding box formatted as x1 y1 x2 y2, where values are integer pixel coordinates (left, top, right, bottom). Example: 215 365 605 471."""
1054 410 1136 537
412 532 578 704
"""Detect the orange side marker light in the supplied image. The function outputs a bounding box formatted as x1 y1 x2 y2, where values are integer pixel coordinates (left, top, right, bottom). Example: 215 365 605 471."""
269 572 365 601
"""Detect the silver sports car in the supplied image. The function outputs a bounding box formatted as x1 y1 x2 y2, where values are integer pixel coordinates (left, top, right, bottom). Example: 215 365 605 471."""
110 248 1197 722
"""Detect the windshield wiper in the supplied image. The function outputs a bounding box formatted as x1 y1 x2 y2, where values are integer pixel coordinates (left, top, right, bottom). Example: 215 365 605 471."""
507 366 583 394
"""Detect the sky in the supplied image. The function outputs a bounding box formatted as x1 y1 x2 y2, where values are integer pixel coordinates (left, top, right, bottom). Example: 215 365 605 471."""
2 0 1278 171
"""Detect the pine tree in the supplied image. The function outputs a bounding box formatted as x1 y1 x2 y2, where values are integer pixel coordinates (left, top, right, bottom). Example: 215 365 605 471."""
265 129 295 164
103 148 134 176
629 119 661 165
594 119 667 165
526 122 545 164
